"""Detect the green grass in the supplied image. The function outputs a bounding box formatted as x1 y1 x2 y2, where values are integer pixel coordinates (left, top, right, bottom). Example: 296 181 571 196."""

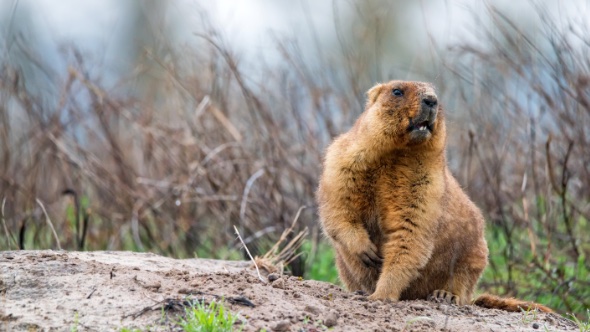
70 312 79 332
568 309 590 332
519 307 539 325
481 221 590 316
178 299 242 332
302 240 339 284
119 299 242 332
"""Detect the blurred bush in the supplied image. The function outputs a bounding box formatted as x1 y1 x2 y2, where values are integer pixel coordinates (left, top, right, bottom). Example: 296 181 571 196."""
444 6 590 314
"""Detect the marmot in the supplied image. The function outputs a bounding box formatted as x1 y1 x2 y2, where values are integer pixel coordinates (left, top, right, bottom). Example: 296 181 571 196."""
317 80 551 312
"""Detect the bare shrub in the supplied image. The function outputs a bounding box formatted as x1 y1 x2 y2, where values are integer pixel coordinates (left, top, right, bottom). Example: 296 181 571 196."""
444 4 590 313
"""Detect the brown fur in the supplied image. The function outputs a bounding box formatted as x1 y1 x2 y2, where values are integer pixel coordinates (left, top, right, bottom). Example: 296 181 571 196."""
474 294 553 313
316 80 552 313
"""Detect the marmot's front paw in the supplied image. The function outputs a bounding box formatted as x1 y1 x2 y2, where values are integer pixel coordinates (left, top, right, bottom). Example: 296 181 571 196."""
367 291 397 302
354 241 383 269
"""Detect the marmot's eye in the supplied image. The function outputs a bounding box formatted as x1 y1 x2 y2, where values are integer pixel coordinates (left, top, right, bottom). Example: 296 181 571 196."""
392 89 404 97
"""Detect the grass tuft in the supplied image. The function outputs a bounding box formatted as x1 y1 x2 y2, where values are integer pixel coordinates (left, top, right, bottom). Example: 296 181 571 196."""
568 309 590 332
178 299 242 332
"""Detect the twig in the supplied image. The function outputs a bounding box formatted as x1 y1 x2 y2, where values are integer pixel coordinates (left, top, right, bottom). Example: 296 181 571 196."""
124 293 255 320
208 104 243 142
545 135 560 194
62 189 84 250
239 168 265 227
35 198 61 250
194 95 210 120
233 226 277 248
86 286 97 299
1 198 16 250
558 141 579 259
522 196 537 258
545 138 579 259
233 225 266 283
131 201 145 251
263 205 308 264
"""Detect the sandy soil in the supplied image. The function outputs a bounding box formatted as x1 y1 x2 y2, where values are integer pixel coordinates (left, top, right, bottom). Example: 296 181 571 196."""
0 250 578 332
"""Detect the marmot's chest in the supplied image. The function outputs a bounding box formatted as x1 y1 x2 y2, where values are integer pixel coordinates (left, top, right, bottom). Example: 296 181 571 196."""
348 165 434 244
348 163 432 208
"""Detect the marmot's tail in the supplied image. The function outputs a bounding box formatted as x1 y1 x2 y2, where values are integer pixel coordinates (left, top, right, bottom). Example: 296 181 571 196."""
473 294 553 313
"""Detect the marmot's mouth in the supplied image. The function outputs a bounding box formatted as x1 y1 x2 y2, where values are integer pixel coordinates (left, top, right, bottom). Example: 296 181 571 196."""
410 120 433 133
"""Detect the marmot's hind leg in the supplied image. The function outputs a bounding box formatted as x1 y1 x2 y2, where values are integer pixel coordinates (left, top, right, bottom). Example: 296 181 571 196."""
432 257 486 305
446 255 487 305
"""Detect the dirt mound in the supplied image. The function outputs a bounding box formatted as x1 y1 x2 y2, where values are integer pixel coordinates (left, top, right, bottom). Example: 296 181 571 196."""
0 251 577 331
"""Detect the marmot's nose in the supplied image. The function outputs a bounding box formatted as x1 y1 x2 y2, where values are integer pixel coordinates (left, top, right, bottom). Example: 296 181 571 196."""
422 96 438 108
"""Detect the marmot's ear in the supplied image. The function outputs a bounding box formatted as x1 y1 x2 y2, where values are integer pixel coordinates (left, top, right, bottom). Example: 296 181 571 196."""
366 83 384 108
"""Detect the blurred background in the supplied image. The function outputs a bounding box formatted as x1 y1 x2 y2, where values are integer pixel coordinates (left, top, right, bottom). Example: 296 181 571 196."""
0 0 588 316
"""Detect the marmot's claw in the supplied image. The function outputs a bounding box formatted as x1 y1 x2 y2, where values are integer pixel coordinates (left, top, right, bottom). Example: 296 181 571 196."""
428 289 458 304
360 252 382 268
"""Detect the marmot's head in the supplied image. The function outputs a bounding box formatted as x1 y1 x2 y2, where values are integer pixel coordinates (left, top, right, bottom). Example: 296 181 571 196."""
359 80 446 151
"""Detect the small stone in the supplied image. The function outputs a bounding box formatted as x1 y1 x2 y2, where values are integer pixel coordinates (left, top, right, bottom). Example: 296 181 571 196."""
268 273 280 282
272 278 286 289
304 305 320 316
272 319 291 331
532 323 540 329
324 311 339 327
137 278 161 291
